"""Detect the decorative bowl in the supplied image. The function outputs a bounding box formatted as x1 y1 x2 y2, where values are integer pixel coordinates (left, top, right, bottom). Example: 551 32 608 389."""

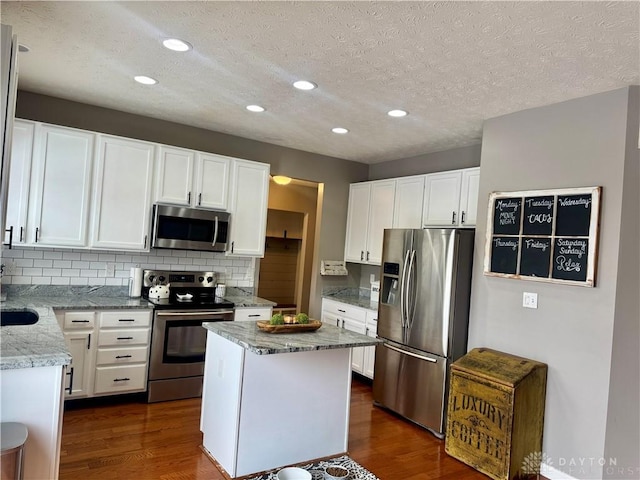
276 467 312 480
324 465 349 479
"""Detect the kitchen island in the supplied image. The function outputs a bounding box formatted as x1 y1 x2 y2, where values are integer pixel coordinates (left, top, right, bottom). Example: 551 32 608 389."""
200 320 381 478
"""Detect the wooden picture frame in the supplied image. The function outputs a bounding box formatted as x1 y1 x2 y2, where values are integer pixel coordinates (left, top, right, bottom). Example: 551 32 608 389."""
483 186 601 287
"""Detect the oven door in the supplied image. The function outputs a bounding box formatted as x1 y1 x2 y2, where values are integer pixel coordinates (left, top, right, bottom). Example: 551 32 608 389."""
149 309 233 381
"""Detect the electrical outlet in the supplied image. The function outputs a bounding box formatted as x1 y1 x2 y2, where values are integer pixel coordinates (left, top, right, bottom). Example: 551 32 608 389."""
105 263 116 277
523 292 538 309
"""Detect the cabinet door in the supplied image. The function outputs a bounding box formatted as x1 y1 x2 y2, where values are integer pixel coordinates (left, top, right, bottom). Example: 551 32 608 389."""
344 183 370 263
459 168 480 227
195 153 230 210
393 176 425 229
364 312 378 379
422 171 462 227
227 159 270 256
343 317 366 374
4 120 34 245
155 145 194 206
64 331 94 398
29 124 95 246
366 180 395 265
235 307 272 321
91 136 155 250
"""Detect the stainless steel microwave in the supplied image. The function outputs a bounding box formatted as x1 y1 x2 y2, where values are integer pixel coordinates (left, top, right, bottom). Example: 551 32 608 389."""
151 204 230 252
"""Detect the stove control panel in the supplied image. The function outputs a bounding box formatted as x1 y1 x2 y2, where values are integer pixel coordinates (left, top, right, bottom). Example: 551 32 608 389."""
143 270 217 288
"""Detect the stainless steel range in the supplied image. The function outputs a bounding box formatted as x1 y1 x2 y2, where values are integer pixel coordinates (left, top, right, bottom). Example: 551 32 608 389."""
143 269 234 403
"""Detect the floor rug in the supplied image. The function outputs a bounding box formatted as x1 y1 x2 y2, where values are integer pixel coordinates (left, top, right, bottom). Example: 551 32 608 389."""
245 455 379 480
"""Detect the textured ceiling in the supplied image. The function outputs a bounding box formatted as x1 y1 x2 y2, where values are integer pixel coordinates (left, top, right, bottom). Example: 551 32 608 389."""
2 1 638 164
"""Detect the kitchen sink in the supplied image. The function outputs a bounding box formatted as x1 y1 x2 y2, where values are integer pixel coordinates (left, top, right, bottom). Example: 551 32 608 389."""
0 309 39 326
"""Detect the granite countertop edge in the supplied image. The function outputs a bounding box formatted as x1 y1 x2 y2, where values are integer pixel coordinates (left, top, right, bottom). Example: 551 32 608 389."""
321 293 378 312
1 292 274 370
203 320 381 355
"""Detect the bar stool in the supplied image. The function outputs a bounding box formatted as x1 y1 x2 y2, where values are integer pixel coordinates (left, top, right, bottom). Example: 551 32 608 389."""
1 422 28 480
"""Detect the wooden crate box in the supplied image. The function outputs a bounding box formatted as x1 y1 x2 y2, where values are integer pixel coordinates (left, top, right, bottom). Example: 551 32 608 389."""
445 348 548 480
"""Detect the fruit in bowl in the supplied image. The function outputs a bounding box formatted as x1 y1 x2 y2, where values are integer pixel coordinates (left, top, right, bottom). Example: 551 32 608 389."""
269 313 285 325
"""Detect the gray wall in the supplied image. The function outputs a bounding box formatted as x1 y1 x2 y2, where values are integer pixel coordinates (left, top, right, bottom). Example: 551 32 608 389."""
469 87 638 479
16 91 369 318
368 143 481 180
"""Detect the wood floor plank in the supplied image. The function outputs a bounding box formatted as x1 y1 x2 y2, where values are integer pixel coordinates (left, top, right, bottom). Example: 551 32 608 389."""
59 379 541 480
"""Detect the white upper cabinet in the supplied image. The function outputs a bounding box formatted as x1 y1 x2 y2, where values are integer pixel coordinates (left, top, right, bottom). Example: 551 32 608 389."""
5 120 34 245
155 148 230 210
422 167 479 227
155 145 194 206
227 159 270 256
28 124 95 247
459 168 480 226
393 175 425 229
344 180 395 265
194 152 230 210
90 135 155 251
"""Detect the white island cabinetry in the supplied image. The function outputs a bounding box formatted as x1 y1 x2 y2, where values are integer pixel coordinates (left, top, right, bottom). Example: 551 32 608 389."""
200 321 379 479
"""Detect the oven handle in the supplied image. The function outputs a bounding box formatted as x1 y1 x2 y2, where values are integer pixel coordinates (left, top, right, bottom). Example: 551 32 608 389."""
156 310 234 317
212 216 219 247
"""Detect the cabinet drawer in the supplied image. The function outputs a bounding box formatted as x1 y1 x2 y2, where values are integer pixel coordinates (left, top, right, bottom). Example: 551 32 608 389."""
63 311 96 329
96 346 149 366
99 310 151 328
322 299 366 323
98 328 149 347
234 307 272 321
94 364 147 394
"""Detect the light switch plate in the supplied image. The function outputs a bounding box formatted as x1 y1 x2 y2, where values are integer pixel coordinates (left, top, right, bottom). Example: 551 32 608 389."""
523 292 538 309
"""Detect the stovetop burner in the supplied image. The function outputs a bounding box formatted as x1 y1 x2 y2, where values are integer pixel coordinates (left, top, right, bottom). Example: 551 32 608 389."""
141 269 234 310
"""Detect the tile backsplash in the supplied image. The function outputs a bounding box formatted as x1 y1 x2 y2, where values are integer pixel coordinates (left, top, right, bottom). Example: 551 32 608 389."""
0 246 255 287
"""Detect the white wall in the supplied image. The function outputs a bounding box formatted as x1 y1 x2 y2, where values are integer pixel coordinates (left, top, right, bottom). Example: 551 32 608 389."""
1 246 254 287
468 87 638 480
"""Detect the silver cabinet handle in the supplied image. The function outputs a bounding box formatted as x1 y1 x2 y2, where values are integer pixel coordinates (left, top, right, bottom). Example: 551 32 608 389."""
383 342 437 363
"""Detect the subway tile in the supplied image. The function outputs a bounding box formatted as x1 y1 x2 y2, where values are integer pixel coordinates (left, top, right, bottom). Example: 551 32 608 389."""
72 261 90 269
14 259 34 268
63 252 82 260
53 260 72 268
34 259 53 268
61 269 80 277
187 251 202 258
178 258 194 265
2 249 23 258
43 268 62 276
105 277 123 286
12 276 32 284
81 253 99 261
22 250 44 259
80 269 98 277
90 262 105 270
171 250 187 258
90 278 106 286
43 251 63 260
69 277 89 286
31 276 52 285
23 267 43 276
51 277 71 285
98 253 116 262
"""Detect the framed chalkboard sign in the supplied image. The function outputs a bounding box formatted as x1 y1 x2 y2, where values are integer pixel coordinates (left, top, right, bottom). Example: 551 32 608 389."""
483 186 601 287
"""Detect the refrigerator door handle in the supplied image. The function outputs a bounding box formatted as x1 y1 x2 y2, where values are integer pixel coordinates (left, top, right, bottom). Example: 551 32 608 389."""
406 249 417 332
400 249 410 328
383 342 438 363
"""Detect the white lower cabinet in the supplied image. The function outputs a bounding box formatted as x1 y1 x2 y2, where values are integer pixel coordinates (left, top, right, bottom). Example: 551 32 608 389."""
321 298 377 379
57 309 151 399
234 307 272 321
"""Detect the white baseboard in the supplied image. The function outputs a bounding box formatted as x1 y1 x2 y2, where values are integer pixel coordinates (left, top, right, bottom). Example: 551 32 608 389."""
542 463 581 480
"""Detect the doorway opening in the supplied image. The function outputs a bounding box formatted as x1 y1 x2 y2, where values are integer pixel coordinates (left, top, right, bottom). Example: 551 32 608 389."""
257 177 320 315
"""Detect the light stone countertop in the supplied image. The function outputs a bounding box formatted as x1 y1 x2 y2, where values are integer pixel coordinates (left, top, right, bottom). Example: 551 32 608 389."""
203 320 381 355
322 293 379 312
0 290 274 370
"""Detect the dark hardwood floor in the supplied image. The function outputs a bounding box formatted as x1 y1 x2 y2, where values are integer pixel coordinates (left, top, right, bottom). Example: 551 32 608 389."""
59 379 490 480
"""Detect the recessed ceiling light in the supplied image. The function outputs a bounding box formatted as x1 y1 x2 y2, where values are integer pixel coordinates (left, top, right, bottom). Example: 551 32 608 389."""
134 75 158 85
162 38 192 52
293 80 317 91
246 105 265 113
388 109 408 117
332 127 349 134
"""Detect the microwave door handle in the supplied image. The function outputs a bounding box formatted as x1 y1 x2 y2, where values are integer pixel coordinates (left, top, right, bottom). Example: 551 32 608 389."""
212 216 219 247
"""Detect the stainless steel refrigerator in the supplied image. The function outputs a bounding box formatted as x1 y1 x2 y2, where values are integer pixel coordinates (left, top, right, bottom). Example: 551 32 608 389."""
373 228 474 438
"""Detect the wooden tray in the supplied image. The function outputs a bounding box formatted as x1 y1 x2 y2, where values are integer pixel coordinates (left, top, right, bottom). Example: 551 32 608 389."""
256 319 322 333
